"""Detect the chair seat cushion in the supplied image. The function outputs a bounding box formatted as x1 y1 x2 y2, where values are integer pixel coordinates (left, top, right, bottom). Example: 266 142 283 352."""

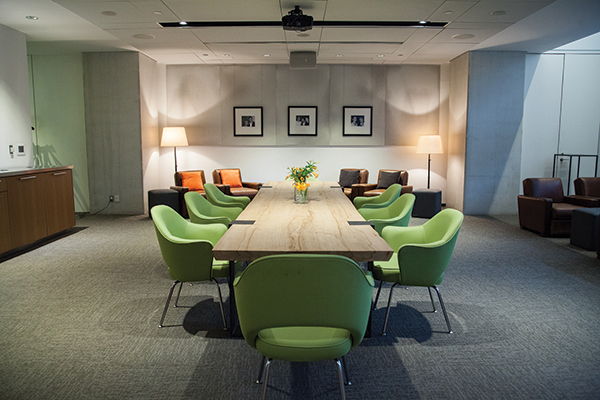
256 326 352 362
372 254 400 283
230 188 258 198
211 260 230 279
552 203 585 220
363 189 385 197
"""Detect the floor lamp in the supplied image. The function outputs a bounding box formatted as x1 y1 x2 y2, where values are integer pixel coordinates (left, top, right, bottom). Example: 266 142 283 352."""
416 135 443 189
160 127 188 173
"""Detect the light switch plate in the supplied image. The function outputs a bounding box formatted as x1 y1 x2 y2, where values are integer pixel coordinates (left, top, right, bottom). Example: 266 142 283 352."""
16 144 25 156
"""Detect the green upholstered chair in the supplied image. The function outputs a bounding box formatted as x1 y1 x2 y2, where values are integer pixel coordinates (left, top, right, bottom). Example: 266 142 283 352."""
204 182 251 209
372 208 463 335
357 193 416 235
353 183 402 209
184 191 243 226
151 205 232 329
234 254 374 400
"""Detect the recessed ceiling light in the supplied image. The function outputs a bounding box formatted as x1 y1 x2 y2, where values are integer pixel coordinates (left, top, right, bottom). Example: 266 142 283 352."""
263 54 270 57
153 11 162 15
222 54 230 57
336 54 343 57
490 10 507 16
179 21 188 26
101 11 117 17
444 10 454 15
452 34 475 40
25 16 38 20
397 54 403 57
297 33 310 38
419 20 427 24
133 34 155 40
202 54 209 57
377 55 385 58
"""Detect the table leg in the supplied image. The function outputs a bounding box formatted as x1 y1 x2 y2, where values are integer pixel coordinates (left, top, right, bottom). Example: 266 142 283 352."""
365 260 374 338
228 260 238 336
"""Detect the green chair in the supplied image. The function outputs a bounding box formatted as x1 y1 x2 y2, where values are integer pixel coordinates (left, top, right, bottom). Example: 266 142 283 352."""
372 208 464 335
204 182 250 209
151 205 232 329
353 183 402 209
357 193 416 235
184 191 243 226
234 254 374 400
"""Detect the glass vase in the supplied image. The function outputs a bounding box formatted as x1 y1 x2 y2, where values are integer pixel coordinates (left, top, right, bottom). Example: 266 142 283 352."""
294 187 308 204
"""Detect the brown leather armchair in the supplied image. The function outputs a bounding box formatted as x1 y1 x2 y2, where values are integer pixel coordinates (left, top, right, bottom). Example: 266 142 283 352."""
517 177 597 237
338 169 369 200
171 170 230 218
354 169 413 198
212 168 262 199
574 177 600 201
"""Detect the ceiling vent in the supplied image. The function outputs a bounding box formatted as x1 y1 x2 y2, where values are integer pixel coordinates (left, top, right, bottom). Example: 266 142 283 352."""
290 51 317 69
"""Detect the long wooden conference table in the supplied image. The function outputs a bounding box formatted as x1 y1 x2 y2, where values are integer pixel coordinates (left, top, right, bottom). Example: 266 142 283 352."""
212 180 394 334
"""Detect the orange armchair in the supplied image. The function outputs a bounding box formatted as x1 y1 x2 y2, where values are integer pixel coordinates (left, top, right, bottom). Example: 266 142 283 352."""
354 169 413 198
212 168 262 199
338 169 369 200
171 170 229 218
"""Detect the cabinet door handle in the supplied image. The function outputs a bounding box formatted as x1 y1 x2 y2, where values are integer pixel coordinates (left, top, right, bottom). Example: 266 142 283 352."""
20 176 36 180
53 172 67 176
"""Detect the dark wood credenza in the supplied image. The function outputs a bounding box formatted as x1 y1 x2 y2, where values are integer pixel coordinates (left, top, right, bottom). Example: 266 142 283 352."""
0 166 76 256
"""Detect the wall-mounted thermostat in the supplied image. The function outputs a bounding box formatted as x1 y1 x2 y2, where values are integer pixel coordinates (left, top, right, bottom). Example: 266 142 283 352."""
17 144 25 156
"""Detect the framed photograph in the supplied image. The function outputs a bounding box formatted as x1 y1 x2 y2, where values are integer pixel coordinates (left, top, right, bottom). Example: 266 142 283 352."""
288 106 318 136
234 107 263 136
343 106 373 136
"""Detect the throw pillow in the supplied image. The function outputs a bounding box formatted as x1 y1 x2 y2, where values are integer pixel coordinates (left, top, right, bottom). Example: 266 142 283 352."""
339 169 360 188
180 171 204 191
220 169 243 188
377 171 401 189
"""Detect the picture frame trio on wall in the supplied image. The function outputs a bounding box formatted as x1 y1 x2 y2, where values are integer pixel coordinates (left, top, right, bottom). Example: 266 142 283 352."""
233 105 373 137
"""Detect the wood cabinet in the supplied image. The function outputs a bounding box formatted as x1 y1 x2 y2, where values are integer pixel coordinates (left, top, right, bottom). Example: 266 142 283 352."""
0 177 11 254
0 166 75 255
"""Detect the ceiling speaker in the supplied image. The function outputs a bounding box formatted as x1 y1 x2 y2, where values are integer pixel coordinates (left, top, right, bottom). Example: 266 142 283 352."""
290 51 317 69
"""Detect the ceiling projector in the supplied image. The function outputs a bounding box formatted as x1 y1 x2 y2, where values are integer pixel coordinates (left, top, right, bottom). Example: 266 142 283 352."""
282 6 313 32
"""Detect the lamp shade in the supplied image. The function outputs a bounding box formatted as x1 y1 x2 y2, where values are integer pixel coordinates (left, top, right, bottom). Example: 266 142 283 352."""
416 135 443 154
161 127 188 147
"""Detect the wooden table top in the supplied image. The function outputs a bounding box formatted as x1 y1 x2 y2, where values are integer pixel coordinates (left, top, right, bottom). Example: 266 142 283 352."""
212 180 393 262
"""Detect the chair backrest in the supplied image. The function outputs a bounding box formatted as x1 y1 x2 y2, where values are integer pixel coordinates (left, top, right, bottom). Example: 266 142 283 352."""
185 190 217 217
204 182 227 202
574 177 600 197
523 178 564 202
174 170 206 187
234 254 374 350
394 209 463 287
150 205 226 282
378 184 403 203
387 193 416 219
212 168 242 185
377 169 409 186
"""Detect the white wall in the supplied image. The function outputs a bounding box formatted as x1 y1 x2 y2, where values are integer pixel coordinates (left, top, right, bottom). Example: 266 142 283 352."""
521 52 600 195
0 24 33 169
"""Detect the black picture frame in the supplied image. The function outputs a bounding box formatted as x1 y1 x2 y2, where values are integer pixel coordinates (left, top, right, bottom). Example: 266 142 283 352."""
288 106 318 136
343 106 373 136
234 107 263 136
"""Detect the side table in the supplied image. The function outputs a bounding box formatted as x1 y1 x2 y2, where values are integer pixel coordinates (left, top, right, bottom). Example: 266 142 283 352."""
412 189 442 218
148 189 180 217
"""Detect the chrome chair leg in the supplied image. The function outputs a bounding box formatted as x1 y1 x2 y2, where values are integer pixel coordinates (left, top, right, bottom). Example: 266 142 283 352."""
159 281 180 328
212 278 228 330
427 287 437 313
341 356 351 386
382 282 399 335
173 281 184 307
433 286 453 334
373 281 383 310
260 358 272 400
256 356 266 384
335 359 347 400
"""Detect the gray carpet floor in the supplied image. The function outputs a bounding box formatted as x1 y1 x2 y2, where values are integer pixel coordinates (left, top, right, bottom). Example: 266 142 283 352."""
1 213 599 399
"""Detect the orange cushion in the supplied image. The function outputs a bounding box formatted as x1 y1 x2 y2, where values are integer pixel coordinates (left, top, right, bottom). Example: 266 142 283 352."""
180 171 204 191
220 170 243 188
